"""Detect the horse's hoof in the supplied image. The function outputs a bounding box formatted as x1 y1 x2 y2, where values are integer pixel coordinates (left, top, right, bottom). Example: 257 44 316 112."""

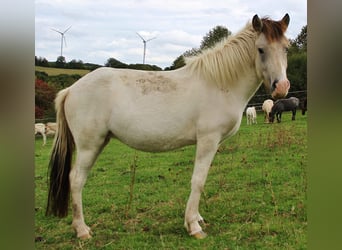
192 231 207 239
78 233 92 240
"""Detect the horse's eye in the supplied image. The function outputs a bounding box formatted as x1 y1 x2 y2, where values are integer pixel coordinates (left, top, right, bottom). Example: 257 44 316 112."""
284 47 289 53
258 48 264 54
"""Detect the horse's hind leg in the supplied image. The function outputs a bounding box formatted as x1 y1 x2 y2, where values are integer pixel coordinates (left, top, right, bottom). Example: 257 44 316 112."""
70 136 109 239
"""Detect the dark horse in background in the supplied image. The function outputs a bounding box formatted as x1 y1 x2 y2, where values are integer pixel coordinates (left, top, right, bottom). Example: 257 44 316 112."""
269 97 299 123
300 97 307 115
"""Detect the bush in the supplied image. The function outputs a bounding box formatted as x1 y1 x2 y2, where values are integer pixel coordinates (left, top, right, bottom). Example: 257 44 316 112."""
35 79 57 119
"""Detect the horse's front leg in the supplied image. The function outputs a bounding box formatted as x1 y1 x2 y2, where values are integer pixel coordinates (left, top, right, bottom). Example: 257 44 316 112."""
277 112 281 123
184 134 220 239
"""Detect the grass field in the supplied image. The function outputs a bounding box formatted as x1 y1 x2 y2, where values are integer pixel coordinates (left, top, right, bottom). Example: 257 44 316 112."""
35 112 307 249
35 66 91 76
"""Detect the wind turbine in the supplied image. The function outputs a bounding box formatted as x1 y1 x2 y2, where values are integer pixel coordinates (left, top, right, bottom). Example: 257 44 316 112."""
136 32 156 64
51 26 72 57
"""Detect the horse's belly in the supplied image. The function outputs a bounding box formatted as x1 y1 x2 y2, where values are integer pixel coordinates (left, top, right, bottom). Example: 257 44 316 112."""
109 115 197 152
112 130 196 152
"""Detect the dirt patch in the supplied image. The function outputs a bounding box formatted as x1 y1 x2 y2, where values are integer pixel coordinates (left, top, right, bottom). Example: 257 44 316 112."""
135 75 177 94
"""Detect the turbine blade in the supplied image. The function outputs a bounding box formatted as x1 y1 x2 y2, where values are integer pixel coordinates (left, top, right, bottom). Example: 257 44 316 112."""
63 25 72 34
146 36 157 42
51 28 62 34
136 32 145 42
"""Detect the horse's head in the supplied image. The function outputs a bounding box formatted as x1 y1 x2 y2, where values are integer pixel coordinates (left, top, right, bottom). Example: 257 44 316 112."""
252 14 290 99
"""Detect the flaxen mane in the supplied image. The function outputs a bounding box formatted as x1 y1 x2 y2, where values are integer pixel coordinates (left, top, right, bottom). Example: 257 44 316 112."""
184 17 287 91
184 24 257 91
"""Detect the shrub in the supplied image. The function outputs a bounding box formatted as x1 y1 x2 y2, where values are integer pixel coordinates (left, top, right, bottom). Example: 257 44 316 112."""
35 79 57 119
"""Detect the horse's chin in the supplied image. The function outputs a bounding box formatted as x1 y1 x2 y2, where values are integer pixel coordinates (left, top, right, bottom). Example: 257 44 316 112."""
271 91 288 99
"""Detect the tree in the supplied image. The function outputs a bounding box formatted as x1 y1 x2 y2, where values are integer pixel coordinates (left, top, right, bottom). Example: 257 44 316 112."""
35 56 49 67
200 25 231 50
289 25 307 55
287 51 307 92
56 56 66 68
105 58 127 68
68 59 84 69
287 25 307 92
293 25 307 51
128 64 162 71
166 55 185 70
166 48 200 70
168 25 230 70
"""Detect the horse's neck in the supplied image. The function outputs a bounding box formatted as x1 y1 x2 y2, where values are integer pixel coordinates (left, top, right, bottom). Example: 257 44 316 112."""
229 67 262 108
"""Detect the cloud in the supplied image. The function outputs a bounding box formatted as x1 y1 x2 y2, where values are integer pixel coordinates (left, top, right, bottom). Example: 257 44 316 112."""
35 0 307 68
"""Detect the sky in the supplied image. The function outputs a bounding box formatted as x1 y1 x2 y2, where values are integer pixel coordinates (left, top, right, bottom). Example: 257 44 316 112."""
35 0 307 69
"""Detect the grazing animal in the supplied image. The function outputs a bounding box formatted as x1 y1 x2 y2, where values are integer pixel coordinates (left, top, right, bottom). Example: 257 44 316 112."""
246 106 257 125
46 14 291 239
300 97 307 115
35 123 46 146
269 97 299 123
262 99 274 123
46 122 57 136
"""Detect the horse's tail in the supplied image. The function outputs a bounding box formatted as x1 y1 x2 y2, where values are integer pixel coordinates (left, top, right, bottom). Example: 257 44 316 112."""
46 88 75 217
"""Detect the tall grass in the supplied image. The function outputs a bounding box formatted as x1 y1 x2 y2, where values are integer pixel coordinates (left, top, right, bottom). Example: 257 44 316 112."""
35 112 307 249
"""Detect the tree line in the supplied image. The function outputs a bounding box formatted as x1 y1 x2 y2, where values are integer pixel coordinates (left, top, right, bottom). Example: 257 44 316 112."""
35 24 306 119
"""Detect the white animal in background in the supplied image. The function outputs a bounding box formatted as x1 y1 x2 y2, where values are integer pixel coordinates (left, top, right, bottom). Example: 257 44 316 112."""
35 123 46 146
246 106 257 125
46 122 57 136
262 99 274 123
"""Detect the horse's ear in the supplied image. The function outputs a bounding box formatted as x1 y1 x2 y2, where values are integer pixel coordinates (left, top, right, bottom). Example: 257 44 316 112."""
281 13 290 30
252 14 263 32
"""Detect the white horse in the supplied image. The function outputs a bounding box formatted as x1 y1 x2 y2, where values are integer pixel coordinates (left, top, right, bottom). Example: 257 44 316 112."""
45 122 57 136
46 14 291 239
262 99 274 123
246 106 257 125
35 123 46 146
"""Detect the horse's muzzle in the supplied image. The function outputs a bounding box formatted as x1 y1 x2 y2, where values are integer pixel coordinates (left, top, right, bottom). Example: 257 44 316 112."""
271 79 290 99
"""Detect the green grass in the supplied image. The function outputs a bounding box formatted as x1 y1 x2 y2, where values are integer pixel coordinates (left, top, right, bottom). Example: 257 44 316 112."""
35 66 91 76
35 112 307 249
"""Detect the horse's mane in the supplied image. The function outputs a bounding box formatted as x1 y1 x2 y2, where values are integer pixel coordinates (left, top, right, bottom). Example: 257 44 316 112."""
184 23 257 91
184 17 287 91
260 16 288 42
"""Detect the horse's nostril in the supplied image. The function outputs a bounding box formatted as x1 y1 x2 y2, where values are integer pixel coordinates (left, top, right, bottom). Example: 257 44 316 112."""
272 80 278 90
